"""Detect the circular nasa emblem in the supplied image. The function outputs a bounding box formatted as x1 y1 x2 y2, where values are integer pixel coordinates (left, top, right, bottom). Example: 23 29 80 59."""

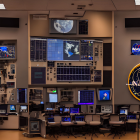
128 64 140 101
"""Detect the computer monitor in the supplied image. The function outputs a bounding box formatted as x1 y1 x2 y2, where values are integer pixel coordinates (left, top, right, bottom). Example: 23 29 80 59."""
75 116 84 121
10 105 16 112
20 105 27 112
17 88 27 103
78 90 94 105
97 88 112 101
48 118 54 122
70 108 79 113
120 109 128 115
49 93 58 103
59 107 63 114
62 117 71 122
46 108 53 111
40 101 44 104
63 107 69 113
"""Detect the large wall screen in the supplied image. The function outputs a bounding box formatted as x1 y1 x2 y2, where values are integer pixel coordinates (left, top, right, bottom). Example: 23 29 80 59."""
30 38 94 61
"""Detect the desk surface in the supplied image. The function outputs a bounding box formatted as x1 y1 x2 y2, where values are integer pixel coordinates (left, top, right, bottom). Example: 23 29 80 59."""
127 119 138 123
109 121 124 125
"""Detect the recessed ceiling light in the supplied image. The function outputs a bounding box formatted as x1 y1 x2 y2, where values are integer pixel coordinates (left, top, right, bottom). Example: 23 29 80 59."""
0 4 5 9
135 0 140 5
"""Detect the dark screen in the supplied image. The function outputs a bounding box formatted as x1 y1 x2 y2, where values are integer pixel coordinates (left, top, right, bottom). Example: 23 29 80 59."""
31 67 46 84
17 88 27 103
0 18 19 28
125 18 140 28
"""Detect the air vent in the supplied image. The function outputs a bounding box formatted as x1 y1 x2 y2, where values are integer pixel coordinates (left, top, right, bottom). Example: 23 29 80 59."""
33 15 47 20
77 5 86 9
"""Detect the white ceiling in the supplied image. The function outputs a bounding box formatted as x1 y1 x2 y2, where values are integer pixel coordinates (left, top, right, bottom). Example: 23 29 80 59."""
0 0 137 11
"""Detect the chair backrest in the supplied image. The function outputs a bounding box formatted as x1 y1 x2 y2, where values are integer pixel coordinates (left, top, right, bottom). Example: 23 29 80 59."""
110 114 119 121
85 115 92 123
93 114 100 121
54 116 61 122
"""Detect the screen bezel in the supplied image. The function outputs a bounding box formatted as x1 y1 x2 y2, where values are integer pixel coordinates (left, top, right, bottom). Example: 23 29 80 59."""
97 88 112 101
49 93 58 103
78 90 94 105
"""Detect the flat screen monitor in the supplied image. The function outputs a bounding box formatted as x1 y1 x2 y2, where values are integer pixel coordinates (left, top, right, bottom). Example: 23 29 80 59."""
59 107 63 114
120 109 128 115
131 40 140 55
17 88 27 103
40 101 44 104
70 108 79 113
80 40 93 60
97 89 112 101
47 39 80 61
31 67 46 84
63 107 69 113
10 105 16 112
0 46 16 60
78 90 94 105
49 93 58 103
75 116 84 121
49 19 77 34
98 89 111 101
20 105 27 112
48 118 54 122
62 117 71 122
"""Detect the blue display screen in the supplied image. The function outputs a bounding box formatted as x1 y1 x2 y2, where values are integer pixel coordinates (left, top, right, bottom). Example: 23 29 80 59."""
127 115 136 119
131 40 140 55
47 39 63 60
47 39 80 61
120 109 125 114
70 108 79 113
75 116 84 121
78 90 94 105
99 90 110 101
10 105 16 111
0 46 15 58
62 117 71 122
64 108 69 112
48 118 54 122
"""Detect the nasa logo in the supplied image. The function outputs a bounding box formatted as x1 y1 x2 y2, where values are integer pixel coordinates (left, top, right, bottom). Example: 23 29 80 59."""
132 43 140 55
128 64 140 101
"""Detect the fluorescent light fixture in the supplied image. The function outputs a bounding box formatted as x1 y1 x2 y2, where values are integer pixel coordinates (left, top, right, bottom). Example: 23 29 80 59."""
135 0 140 5
0 4 5 9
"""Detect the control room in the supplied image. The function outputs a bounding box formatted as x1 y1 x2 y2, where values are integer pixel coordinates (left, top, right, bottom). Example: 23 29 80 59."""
0 1 140 140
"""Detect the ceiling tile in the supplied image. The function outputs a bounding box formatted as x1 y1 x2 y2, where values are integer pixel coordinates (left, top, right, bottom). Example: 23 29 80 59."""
112 0 135 10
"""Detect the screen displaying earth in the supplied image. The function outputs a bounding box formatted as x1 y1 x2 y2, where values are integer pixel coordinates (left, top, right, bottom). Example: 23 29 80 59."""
54 20 74 33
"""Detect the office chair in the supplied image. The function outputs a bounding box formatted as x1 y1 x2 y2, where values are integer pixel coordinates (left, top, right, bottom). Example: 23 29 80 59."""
108 114 124 139
90 114 102 138
85 115 92 136
119 114 127 135
61 116 75 138
47 117 57 139
73 115 86 139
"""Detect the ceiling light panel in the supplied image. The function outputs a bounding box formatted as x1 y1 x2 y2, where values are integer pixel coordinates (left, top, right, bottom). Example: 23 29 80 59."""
0 4 5 9
135 0 140 5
